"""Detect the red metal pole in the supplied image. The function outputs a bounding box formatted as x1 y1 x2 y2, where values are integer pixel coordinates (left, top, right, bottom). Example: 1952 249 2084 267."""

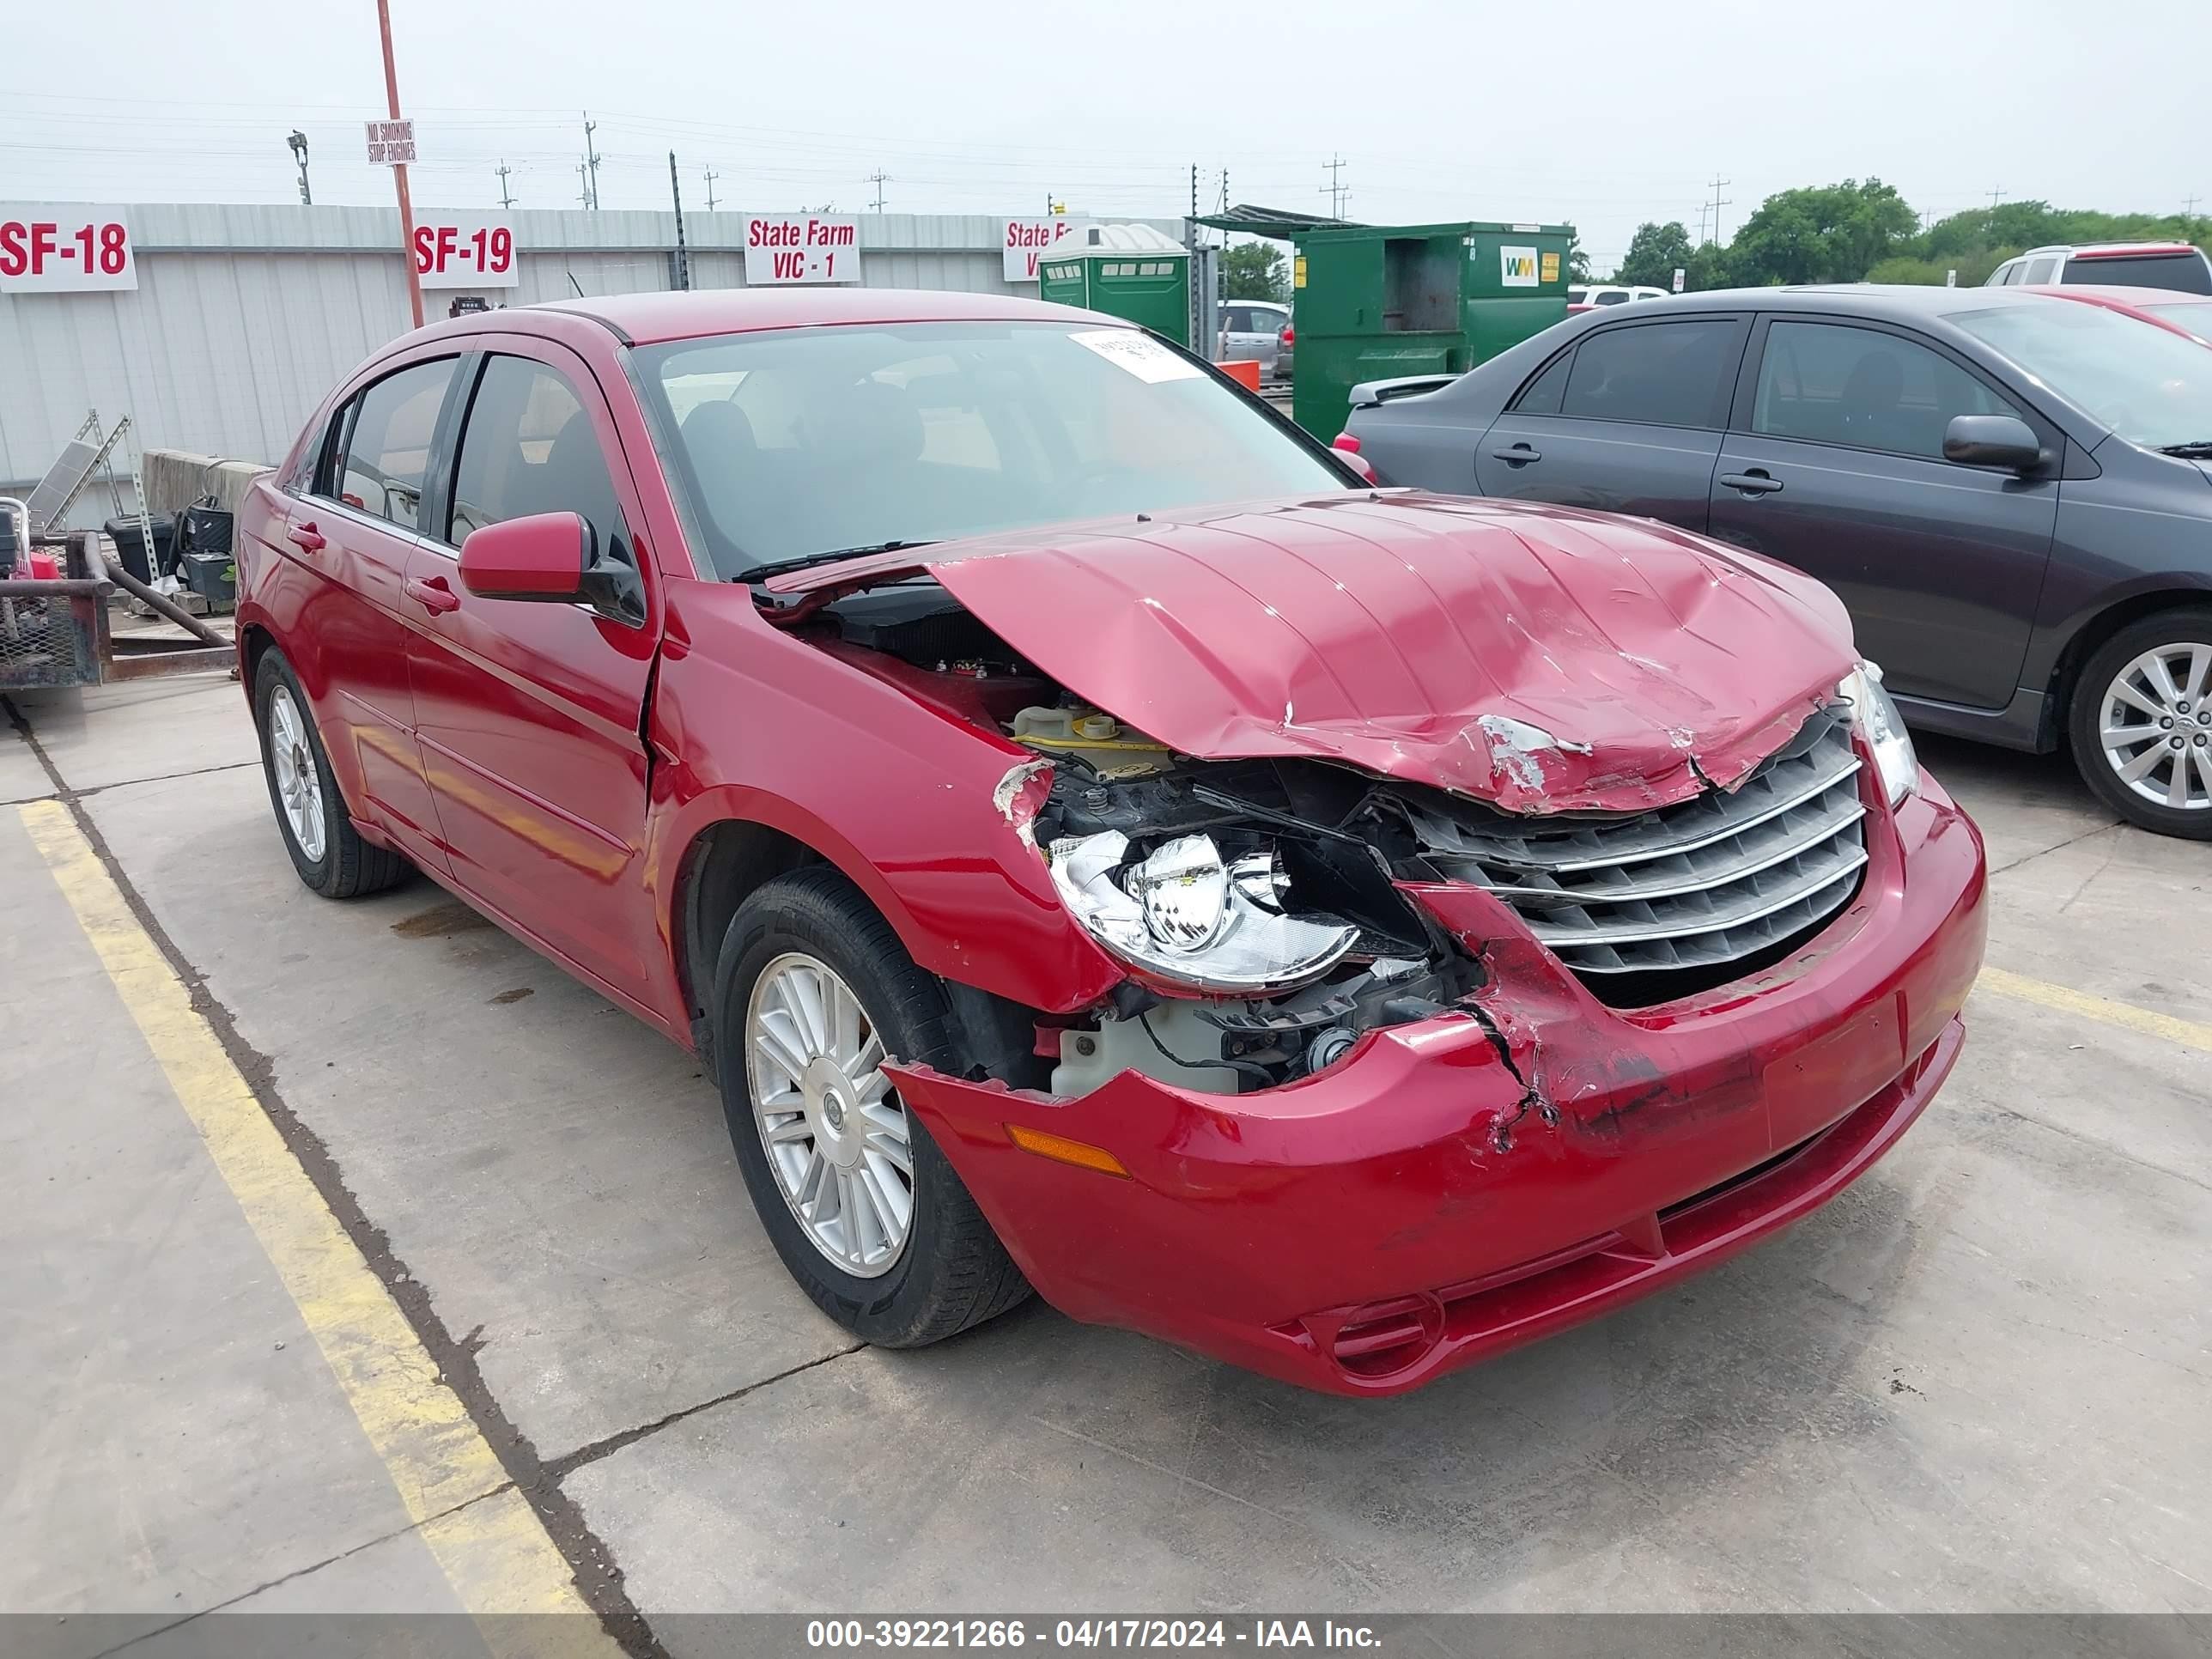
377 0 425 331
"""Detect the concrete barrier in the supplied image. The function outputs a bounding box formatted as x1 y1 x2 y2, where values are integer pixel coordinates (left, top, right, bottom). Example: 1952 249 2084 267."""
143 450 271 523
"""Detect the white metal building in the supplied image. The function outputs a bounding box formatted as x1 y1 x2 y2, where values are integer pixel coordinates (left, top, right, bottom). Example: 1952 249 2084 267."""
0 203 1191 517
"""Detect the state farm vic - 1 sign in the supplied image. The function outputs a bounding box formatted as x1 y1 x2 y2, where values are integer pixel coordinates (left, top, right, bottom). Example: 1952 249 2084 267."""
744 216 860 284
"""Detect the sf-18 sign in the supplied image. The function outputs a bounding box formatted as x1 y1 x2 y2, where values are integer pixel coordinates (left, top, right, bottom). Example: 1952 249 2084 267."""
744 216 859 284
0 209 137 292
1003 217 1077 282
413 213 518 289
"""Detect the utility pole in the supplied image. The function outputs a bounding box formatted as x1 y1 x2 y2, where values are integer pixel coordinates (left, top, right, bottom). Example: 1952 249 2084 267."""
581 112 602 209
704 167 720 212
2185 193 2201 221
867 170 890 214
1218 168 1228 216
668 151 690 290
578 164 592 209
1988 186 2004 210
495 159 514 210
374 0 423 331
1695 200 1709 247
1707 173 1731 245
1322 155 1348 219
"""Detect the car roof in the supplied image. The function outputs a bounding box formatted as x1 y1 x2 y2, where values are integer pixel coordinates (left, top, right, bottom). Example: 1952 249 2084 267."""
2010 241 2202 258
1653 283 2052 321
520 286 1122 346
2026 283 2212 307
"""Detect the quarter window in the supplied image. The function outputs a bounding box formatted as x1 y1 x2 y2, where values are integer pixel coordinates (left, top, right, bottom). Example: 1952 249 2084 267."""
1750 320 2016 459
1559 319 1740 428
335 359 455 530
448 356 633 566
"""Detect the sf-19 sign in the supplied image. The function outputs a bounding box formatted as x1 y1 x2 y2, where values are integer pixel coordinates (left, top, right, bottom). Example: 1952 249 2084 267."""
744 216 859 284
412 213 519 289
0 210 137 292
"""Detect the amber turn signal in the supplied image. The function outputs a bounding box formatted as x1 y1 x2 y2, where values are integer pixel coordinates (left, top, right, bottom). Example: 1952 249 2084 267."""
1006 1123 1129 1178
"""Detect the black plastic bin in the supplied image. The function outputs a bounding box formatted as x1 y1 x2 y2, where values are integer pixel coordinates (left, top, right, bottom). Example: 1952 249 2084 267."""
103 514 177 583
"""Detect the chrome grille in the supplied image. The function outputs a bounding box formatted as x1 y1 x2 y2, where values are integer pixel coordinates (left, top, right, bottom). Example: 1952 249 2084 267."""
1407 707 1867 976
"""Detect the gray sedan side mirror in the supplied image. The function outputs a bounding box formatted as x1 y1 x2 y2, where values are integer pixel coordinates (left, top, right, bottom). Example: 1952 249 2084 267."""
1944 414 2045 474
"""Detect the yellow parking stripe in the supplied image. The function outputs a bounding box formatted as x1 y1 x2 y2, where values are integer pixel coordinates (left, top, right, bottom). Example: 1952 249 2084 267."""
17 799 618 1653
1979 965 2212 1055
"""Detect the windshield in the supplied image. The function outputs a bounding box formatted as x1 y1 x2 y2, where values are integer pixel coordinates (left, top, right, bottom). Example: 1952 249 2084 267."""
2145 304 2212 344
633 320 1349 580
1952 301 2212 449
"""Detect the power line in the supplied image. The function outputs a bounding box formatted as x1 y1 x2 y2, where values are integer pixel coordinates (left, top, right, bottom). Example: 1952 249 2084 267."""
1707 173 1731 244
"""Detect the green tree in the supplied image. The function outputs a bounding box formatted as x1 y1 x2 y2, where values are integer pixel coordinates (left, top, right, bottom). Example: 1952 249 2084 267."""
1616 221 1693 289
1222 240 1288 302
1566 235 1593 284
1728 179 1917 285
1685 240 1733 292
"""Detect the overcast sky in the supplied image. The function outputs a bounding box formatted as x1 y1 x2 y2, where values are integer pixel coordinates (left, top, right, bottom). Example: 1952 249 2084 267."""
8 0 2205 270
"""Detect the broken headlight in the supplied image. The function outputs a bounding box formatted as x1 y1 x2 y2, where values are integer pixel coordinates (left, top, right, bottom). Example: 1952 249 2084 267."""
1048 830 1358 994
1839 660 1917 807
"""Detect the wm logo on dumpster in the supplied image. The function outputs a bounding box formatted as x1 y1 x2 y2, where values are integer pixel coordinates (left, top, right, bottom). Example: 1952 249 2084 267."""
1500 246 1540 288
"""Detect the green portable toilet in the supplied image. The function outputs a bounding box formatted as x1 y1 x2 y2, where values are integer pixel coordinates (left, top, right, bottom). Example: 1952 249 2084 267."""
1036 223 1193 348
1290 221 1574 440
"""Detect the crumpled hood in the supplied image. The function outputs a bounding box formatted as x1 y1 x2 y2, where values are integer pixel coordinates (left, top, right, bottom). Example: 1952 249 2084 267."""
770 492 1860 813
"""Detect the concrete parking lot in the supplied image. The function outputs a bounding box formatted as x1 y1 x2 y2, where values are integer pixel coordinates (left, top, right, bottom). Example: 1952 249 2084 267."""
4 672 2209 1653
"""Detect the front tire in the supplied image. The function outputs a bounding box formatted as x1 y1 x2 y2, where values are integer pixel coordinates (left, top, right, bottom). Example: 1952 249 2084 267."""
712 866 1030 1347
253 649 412 896
2068 610 2212 840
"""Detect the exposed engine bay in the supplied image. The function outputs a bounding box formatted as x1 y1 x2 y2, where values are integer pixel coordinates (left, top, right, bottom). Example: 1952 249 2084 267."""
787 580 1870 1095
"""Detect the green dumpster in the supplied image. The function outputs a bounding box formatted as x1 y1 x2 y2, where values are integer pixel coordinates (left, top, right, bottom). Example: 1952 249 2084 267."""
1290 221 1574 439
1037 224 1193 349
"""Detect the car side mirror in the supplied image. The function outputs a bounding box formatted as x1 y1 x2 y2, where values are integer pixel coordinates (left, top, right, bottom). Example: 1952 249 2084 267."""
459 512 591 603
1944 414 2045 474
458 512 643 623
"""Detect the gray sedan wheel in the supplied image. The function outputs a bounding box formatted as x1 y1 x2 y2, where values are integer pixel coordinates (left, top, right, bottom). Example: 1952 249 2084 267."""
2069 610 2212 840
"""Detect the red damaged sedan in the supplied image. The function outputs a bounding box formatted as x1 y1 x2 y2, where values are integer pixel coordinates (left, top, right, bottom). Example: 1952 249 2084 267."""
235 289 1986 1395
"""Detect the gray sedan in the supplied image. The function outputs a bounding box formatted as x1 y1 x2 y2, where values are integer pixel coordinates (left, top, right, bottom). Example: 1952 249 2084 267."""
1341 284 2212 838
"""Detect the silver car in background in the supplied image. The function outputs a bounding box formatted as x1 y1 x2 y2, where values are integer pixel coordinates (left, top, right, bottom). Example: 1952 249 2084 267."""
1219 301 1292 380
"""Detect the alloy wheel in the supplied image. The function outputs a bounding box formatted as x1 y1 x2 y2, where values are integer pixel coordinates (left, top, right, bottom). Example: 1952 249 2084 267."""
2098 643 2212 813
744 951 914 1278
268 684 328 861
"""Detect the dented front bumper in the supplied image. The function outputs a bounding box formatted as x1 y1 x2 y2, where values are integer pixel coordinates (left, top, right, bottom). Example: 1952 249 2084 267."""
890 775 1988 1396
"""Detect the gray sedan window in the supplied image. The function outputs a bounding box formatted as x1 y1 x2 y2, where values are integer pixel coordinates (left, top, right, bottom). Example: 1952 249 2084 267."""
1559 320 1740 428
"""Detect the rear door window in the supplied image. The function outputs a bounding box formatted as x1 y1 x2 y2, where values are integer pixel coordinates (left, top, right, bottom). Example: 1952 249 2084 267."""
1559 319 1741 428
333 359 457 531
1510 349 1574 415
1749 320 2017 459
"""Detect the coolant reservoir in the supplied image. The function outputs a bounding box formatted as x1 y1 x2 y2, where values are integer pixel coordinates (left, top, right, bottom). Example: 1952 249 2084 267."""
1012 707 1121 743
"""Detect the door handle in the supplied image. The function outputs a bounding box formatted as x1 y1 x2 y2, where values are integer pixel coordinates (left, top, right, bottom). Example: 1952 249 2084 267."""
287 521 326 552
1719 470 1784 495
1491 443 1542 465
404 575 460 615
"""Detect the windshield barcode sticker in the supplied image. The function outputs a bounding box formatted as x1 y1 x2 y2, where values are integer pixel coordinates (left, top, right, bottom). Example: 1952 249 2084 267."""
1069 329 1203 383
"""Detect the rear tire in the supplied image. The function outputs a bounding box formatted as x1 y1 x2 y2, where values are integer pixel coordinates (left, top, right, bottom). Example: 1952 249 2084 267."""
253 649 412 896
2067 609 2212 840
712 866 1030 1348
